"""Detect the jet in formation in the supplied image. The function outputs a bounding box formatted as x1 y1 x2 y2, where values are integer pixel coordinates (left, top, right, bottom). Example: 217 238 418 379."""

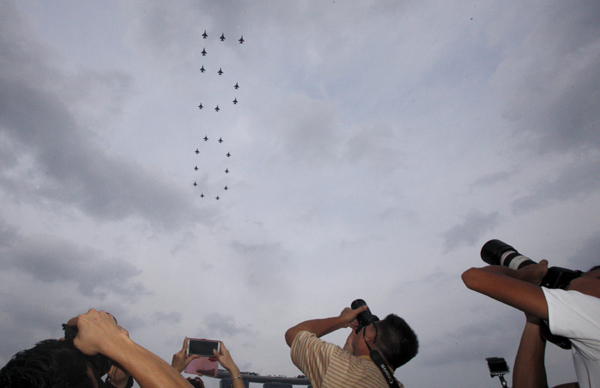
220 33 225 41
198 103 203 109
216 196 220 200
218 137 223 143
202 30 208 39
239 35 244 44
215 105 220 112
201 48 207 56
226 152 231 157
195 149 200 154
225 168 229 173
194 166 198 171
200 66 205 73
224 186 228 190
193 181 197 186
233 98 238 105
218 68 223 75
200 193 204 198
234 82 240 89
204 136 209 141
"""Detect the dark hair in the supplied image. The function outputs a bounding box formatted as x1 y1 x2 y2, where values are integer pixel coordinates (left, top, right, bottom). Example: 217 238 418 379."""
374 314 419 369
0 339 94 388
589 265 600 272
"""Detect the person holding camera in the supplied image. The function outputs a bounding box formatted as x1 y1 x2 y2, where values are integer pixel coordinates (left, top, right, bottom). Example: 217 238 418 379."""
462 240 600 388
285 302 418 388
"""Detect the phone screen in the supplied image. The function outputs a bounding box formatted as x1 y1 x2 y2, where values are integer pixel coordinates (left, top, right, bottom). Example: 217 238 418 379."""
187 339 220 357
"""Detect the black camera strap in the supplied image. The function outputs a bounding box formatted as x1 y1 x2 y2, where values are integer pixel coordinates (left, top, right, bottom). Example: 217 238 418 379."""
370 350 400 388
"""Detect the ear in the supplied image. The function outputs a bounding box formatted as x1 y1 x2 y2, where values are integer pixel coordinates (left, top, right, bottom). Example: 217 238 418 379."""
364 326 376 342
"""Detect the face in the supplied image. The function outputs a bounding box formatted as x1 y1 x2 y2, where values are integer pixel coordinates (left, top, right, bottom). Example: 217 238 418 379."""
567 268 600 298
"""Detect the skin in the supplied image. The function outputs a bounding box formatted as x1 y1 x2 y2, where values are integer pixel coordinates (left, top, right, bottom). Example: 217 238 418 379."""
171 338 200 373
69 309 193 388
212 343 245 388
462 263 600 388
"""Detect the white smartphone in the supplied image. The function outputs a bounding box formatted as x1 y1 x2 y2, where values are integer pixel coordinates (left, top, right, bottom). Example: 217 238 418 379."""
186 338 221 357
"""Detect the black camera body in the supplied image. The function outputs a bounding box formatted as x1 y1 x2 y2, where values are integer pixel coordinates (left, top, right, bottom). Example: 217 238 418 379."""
480 239 582 289
351 299 379 333
62 323 113 376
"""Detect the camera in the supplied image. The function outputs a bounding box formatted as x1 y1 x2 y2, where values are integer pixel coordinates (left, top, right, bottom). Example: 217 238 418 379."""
62 323 113 376
351 299 379 333
480 239 582 289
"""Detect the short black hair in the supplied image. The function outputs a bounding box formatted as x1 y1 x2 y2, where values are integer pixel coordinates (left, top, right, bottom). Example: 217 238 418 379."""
374 314 419 369
0 339 94 388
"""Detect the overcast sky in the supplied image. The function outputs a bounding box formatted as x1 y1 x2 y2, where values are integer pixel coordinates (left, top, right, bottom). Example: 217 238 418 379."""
2 1 600 387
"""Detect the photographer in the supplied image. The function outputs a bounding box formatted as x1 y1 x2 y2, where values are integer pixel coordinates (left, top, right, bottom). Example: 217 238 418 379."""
285 303 418 388
462 257 600 388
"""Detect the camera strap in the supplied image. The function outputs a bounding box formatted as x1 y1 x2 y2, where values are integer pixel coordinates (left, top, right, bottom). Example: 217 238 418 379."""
369 350 400 388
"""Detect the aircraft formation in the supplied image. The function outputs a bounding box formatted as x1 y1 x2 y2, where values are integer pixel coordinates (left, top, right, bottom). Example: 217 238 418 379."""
192 30 245 200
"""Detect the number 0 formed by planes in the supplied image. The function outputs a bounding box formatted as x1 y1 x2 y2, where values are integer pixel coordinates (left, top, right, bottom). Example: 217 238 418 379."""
193 29 245 200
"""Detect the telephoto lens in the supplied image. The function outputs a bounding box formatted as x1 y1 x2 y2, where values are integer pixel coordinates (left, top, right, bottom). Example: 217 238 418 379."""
480 239 537 270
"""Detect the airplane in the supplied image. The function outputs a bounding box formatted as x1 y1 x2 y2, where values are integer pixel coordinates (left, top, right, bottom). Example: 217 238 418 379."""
204 136 209 141
218 68 223 75
193 181 197 186
215 105 220 112
200 66 205 73
234 82 239 89
233 98 238 104
195 149 200 154
218 137 223 143
216 196 220 200
226 152 231 157
225 168 229 173
224 186 228 190
220 33 225 41
239 35 244 44
198 103 203 109
194 166 198 171
201 48 207 56
200 193 204 198
202 30 208 39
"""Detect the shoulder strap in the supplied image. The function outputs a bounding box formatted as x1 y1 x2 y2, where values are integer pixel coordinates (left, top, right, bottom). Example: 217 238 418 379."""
370 350 401 388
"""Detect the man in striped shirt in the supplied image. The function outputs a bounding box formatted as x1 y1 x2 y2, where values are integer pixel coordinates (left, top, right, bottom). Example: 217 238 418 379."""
285 305 418 388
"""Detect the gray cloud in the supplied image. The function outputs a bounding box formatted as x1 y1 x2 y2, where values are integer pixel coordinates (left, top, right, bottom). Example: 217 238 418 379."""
442 211 500 252
1 234 145 300
494 0 600 154
511 157 600 213
201 313 252 338
0 2 213 230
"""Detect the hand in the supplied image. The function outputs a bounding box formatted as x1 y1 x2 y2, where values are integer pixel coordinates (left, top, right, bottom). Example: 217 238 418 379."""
172 337 200 373
339 305 368 327
212 343 240 376
518 260 549 286
68 309 129 356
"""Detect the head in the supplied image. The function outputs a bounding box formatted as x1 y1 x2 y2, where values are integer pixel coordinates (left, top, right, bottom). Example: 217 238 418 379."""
566 265 600 298
0 339 97 388
368 314 419 370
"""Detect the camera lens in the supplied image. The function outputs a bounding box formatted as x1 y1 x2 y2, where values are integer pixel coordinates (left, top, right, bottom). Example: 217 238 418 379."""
480 239 537 270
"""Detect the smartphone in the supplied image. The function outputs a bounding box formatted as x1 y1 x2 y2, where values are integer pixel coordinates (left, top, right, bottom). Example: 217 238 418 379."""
186 338 221 357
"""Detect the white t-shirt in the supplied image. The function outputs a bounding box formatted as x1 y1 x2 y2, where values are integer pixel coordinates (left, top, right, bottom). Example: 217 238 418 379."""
543 287 600 388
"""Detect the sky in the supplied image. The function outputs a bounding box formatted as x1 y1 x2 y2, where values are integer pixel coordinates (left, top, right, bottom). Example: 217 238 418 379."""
1 0 600 387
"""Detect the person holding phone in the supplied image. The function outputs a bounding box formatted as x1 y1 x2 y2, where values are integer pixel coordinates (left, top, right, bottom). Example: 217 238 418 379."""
172 338 244 388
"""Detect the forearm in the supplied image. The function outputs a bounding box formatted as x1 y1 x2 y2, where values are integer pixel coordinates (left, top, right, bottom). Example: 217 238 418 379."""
513 319 548 388
106 338 192 388
285 316 346 347
225 366 244 388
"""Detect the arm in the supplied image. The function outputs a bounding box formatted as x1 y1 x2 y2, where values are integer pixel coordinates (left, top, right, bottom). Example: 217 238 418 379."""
172 338 200 373
212 343 244 388
513 315 548 388
70 309 192 388
461 260 549 320
285 305 368 347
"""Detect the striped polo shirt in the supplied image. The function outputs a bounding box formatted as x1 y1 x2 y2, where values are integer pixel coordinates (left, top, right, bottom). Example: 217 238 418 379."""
291 331 404 388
